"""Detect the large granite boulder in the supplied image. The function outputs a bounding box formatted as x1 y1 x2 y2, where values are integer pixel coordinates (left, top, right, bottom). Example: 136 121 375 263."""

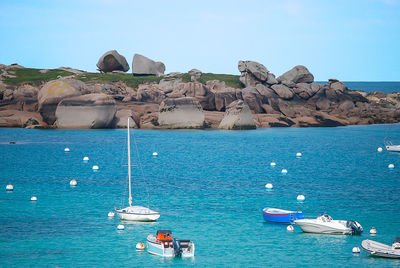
136 84 166 103
13 85 39 101
38 79 82 125
292 82 320 100
271 84 294 100
219 100 256 130
159 78 182 94
158 97 205 129
238 60 269 87
55 93 116 129
96 50 129 73
277 65 314 84
213 87 240 111
132 54 165 76
241 87 264 113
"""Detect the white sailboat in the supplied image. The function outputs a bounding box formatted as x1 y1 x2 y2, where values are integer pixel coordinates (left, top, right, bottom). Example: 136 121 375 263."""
115 118 160 222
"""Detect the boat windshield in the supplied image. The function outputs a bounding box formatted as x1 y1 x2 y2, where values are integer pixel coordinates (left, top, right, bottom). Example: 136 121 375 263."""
319 214 332 222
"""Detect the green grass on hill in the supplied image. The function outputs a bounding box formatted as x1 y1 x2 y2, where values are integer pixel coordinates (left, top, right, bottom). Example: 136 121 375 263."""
199 73 242 88
76 73 163 88
2 67 243 89
2 68 75 86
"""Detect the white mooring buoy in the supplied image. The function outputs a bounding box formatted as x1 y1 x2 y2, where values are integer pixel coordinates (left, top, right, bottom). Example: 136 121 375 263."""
92 165 99 171
370 227 377 235
265 183 273 189
296 152 302 157
108 211 115 218
352 246 360 254
6 184 13 191
83 156 89 161
64 148 70 152
297 195 305 202
270 162 276 167
281 169 288 174
30 196 37 201
388 164 395 169
117 224 125 230
377 147 383 152
136 242 145 250
69 179 77 186
152 152 158 156
287 225 294 232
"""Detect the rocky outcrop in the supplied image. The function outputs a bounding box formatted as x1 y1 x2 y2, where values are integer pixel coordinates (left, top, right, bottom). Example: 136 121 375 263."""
38 79 83 125
170 82 215 110
132 54 165 76
0 110 45 128
96 50 129 73
55 94 116 129
158 97 205 129
136 84 165 103
277 65 314 84
219 100 256 130
13 85 38 101
1 61 400 130
213 87 241 111
114 109 138 128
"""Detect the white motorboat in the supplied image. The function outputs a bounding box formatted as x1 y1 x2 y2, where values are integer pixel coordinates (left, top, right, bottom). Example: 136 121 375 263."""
294 214 363 235
147 230 195 257
115 118 160 222
385 140 400 152
361 238 400 259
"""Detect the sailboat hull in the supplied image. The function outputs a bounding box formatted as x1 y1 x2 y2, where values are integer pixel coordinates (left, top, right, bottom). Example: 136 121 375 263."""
116 206 160 222
116 211 160 221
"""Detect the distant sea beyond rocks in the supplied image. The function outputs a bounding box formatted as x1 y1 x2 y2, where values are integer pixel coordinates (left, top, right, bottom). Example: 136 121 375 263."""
1 52 399 130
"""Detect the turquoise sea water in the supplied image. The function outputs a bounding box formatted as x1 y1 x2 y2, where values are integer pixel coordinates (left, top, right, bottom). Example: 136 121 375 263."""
316 81 400 93
1 125 400 267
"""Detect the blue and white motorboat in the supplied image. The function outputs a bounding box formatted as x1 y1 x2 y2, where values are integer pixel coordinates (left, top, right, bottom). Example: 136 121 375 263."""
146 230 195 257
262 207 304 223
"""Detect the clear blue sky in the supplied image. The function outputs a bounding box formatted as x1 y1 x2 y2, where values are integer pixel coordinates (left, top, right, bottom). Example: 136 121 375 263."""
1 0 399 81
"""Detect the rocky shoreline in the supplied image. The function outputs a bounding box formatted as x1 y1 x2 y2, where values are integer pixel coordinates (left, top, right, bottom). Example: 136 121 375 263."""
1 53 399 130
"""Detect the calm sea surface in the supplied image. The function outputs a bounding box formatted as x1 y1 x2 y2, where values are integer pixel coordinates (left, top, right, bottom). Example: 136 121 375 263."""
1 125 400 267
317 81 400 93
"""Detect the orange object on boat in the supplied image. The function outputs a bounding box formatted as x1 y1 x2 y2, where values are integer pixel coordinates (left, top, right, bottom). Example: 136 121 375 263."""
156 230 173 245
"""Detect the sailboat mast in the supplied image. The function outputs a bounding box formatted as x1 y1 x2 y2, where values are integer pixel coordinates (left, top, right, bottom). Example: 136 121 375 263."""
127 118 132 207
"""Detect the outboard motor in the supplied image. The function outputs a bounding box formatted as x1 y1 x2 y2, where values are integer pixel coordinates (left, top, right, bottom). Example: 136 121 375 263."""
347 220 363 235
172 238 182 257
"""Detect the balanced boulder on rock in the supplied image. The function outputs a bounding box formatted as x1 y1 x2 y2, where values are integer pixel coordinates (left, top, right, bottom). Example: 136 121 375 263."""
96 50 130 73
132 54 165 76
158 97 205 129
55 93 116 129
219 100 256 130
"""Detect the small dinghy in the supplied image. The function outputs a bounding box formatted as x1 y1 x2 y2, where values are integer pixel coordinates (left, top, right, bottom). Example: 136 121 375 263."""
294 214 363 235
361 238 400 259
146 230 195 257
262 207 304 223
